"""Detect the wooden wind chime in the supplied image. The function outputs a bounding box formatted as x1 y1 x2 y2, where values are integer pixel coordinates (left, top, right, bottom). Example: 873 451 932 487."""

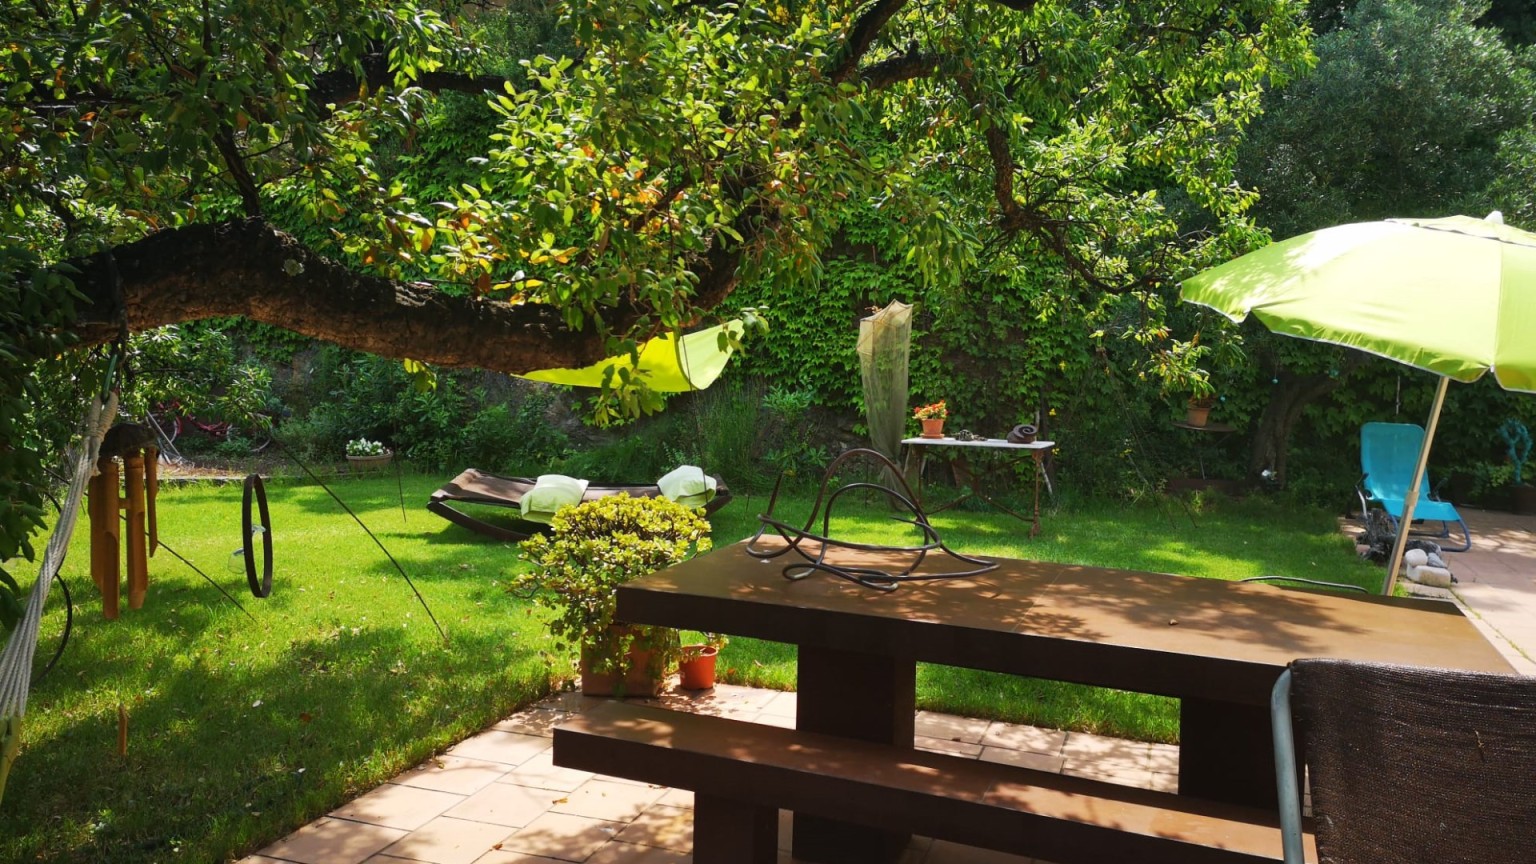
87 423 160 619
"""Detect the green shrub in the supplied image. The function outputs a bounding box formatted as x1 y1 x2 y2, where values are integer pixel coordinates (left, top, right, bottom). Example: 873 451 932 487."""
512 495 712 678
460 390 571 474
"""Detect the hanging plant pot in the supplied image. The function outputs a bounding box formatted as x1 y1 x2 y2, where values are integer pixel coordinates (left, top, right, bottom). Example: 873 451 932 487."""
677 644 719 690
920 418 946 439
346 451 393 471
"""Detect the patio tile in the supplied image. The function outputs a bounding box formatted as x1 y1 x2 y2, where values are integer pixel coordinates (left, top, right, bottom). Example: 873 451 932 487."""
586 843 690 864
754 711 796 729
502 750 595 793
331 783 466 831
981 722 1066 754
760 690 798 717
445 781 567 828
380 816 516 864
1146 743 1179 774
655 788 694 809
978 746 1064 774
499 811 624 861
394 756 510 796
259 816 408 864
916 735 983 758
446 730 552 767
1060 732 1149 772
915 711 990 745
465 852 567 864
236 857 292 864
551 778 666 822
613 803 693 851
493 710 576 738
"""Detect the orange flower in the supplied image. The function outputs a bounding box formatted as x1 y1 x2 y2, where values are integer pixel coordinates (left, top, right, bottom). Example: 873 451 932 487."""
913 401 948 420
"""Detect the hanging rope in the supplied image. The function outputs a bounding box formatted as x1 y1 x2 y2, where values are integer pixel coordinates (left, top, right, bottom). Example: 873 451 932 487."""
1 388 117 804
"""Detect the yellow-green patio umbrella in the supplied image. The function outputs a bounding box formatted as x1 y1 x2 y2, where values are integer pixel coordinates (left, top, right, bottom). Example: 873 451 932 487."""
1182 213 1536 593
518 320 743 392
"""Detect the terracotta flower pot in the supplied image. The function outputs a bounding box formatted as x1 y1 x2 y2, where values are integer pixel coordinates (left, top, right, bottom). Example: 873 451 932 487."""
1185 402 1212 428
677 645 719 690
579 625 667 697
920 418 946 439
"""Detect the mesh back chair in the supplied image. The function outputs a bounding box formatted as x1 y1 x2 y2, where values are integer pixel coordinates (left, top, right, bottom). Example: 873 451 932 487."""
1271 658 1536 864
1358 422 1471 551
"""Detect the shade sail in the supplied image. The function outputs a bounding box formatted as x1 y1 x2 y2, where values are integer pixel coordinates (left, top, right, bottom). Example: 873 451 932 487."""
519 321 743 392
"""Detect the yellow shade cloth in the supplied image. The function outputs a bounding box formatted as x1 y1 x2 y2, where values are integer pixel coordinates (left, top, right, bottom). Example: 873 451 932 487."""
519 321 743 392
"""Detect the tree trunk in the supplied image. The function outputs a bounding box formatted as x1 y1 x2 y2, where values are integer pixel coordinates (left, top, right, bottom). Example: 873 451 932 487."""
1247 357 1365 487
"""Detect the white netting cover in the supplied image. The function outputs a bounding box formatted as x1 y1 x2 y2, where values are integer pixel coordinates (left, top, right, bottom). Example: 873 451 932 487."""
858 301 913 487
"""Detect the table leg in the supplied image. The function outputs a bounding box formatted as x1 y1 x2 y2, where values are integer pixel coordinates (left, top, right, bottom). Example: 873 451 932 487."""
693 794 776 864
1031 451 1044 538
1178 697 1284 809
794 646 916 864
902 448 925 508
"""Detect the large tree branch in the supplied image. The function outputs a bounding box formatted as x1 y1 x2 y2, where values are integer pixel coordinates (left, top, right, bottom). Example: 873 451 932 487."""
58 220 613 374
310 53 506 114
829 0 911 83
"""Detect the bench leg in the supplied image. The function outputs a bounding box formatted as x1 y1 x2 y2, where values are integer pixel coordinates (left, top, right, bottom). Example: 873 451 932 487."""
1179 697 1283 809
694 794 775 864
793 646 916 864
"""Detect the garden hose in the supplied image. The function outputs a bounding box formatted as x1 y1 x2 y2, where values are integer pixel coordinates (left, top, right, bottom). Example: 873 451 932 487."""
243 474 274 598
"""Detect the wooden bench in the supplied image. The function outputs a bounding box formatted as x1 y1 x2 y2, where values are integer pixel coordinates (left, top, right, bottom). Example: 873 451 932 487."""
554 702 1316 864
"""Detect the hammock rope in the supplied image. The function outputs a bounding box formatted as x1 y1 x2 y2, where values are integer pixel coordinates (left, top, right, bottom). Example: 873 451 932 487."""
0 390 117 804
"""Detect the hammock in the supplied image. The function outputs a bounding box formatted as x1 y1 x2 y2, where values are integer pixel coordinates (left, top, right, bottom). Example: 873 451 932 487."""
0 392 115 804
428 468 734 542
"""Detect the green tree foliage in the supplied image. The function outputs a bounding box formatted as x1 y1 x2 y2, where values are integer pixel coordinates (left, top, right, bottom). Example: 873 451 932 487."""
1231 0 1536 490
1 1 1314 585
1242 0 1536 237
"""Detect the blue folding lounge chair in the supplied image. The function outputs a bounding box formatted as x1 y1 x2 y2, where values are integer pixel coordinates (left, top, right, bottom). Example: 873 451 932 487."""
1358 421 1470 551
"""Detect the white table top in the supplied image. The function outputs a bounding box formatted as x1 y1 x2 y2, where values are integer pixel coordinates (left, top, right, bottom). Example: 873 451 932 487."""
900 436 1055 451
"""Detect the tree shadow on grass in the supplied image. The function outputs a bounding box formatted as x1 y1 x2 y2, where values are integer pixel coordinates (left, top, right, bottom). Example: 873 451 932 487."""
2 622 550 864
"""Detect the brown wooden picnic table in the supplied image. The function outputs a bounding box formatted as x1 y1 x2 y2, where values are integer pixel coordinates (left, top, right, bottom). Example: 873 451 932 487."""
608 537 1514 863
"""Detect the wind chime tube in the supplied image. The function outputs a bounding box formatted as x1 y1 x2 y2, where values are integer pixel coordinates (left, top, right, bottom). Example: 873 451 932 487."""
124 453 148 609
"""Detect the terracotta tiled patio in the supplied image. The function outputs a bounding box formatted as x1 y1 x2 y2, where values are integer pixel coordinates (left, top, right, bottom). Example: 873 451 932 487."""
240 683 1177 864
241 508 1536 864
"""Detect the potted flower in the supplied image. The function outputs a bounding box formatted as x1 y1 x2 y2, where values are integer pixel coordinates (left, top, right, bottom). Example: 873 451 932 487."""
346 437 392 469
1184 378 1218 428
512 494 712 697
678 632 728 690
914 400 949 439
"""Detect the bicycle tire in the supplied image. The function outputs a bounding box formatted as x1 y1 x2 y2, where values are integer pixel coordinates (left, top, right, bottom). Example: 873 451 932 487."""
243 474 274 598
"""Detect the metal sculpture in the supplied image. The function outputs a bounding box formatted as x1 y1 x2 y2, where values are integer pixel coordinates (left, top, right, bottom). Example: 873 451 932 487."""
747 448 996 591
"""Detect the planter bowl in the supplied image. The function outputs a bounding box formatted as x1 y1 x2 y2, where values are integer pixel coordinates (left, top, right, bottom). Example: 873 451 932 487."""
346 452 393 471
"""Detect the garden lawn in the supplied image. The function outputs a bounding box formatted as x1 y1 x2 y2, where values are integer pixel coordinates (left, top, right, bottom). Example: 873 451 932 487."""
2 471 1379 862
701 487 1382 744
1 472 551 864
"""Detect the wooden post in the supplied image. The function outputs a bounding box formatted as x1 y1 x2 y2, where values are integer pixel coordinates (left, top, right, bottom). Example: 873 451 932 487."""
123 452 148 610
96 457 121 619
145 446 159 555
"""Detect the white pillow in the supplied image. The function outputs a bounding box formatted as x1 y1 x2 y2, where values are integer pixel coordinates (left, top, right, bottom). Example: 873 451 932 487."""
520 474 590 524
657 465 717 509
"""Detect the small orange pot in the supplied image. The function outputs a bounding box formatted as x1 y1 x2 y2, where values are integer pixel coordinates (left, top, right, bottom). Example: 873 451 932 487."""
677 645 719 690
920 418 946 439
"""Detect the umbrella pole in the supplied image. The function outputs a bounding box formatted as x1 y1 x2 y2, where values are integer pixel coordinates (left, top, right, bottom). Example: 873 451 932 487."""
1382 376 1451 595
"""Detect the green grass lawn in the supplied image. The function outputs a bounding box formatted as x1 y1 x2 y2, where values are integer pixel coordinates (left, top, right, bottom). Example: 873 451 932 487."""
1 471 1377 861
2 472 551 864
